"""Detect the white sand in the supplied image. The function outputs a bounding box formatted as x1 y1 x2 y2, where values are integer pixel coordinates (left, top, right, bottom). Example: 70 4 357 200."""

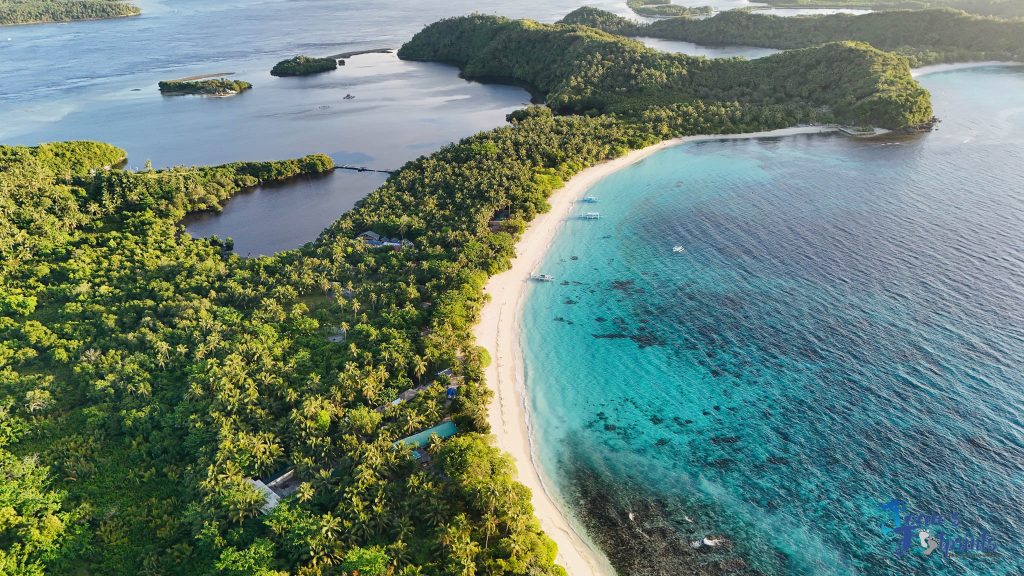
473 125 836 576
912 61 1023 77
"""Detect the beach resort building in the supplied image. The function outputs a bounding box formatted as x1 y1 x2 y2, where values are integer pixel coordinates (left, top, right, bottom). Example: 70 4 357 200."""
357 230 415 250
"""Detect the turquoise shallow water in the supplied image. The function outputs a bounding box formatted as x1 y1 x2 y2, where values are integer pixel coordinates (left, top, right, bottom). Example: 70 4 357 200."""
523 67 1024 575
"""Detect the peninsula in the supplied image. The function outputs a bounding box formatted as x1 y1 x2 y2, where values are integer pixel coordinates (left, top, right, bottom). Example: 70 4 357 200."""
398 15 932 128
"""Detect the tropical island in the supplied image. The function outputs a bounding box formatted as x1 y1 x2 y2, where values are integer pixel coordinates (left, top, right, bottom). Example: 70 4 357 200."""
626 0 712 18
158 78 253 96
0 0 138 26
561 6 1024 65
1 12 935 576
271 55 339 77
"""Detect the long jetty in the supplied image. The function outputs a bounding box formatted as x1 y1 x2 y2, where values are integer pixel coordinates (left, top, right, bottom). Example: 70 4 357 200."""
327 48 393 60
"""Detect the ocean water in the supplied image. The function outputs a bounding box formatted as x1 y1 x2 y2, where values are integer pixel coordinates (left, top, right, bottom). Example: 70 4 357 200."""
523 66 1024 575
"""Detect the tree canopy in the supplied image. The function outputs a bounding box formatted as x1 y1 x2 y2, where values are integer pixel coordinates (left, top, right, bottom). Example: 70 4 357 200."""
158 79 254 96
0 0 138 26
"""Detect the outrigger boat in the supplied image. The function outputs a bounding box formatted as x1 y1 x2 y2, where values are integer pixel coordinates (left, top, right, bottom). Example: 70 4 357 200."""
530 273 555 282
583 212 601 220
581 196 598 203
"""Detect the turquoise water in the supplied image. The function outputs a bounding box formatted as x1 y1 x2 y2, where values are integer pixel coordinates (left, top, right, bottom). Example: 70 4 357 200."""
523 67 1024 575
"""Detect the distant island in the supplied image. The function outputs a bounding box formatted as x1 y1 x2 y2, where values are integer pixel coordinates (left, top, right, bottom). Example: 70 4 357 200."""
270 55 339 77
0 0 139 26
758 0 1024 19
158 78 253 96
627 0 712 18
399 14 932 129
561 6 1024 66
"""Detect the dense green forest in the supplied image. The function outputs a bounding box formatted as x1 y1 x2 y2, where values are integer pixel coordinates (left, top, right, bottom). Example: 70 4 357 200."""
158 79 254 96
0 117 636 576
759 0 1024 19
271 56 339 77
561 6 1024 65
1 10 938 576
0 0 138 25
626 0 712 18
398 14 932 129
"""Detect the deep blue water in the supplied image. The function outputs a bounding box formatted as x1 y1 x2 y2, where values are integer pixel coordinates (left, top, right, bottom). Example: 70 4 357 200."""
523 66 1024 575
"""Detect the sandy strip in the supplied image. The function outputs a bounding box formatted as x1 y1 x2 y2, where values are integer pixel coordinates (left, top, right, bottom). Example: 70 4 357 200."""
170 72 235 82
473 125 836 576
912 61 1023 77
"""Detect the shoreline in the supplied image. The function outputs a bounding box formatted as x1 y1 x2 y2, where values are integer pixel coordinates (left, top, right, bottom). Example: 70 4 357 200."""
473 125 836 576
912 60 1023 77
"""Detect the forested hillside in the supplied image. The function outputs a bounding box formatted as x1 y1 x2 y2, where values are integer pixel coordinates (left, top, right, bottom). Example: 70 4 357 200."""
0 0 138 26
561 6 1024 65
399 15 932 129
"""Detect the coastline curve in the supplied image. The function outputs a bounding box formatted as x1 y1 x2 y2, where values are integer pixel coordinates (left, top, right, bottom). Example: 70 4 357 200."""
473 125 837 576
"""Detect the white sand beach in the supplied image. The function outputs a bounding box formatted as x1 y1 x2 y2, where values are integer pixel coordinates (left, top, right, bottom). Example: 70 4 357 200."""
912 60 1023 77
472 125 836 576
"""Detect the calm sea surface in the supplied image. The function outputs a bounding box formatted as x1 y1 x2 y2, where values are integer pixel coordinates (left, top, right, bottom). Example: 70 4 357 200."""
523 66 1024 575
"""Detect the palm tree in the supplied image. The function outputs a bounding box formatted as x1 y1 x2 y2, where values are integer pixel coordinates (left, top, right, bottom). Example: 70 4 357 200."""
320 512 343 541
412 355 427 386
388 539 411 568
482 512 500 549
402 411 425 435
298 482 315 504
351 299 361 322
394 516 414 542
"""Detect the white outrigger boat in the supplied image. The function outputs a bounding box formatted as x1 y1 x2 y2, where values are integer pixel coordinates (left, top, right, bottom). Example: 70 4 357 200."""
530 273 555 282
673 245 685 253
582 212 601 220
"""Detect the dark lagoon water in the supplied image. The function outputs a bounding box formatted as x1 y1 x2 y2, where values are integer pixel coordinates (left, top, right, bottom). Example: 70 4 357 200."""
2 0 838 254
523 66 1024 575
